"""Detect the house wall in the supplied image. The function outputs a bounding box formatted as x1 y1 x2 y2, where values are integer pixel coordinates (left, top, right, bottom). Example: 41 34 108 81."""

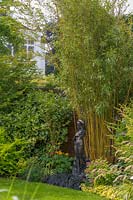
24 36 46 73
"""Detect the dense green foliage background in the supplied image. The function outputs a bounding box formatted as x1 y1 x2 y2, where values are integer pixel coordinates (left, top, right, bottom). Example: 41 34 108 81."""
0 3 132 200
0 0 73 178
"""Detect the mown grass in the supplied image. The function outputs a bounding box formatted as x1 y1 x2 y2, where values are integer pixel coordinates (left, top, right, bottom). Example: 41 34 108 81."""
0 178 106 200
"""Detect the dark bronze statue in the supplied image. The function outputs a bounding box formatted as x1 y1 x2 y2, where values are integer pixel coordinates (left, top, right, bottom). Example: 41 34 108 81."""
73 119 86 175
43 119 87 189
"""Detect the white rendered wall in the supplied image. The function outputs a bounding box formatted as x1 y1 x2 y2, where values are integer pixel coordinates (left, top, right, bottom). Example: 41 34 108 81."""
24 34 46 73
33 36 46 73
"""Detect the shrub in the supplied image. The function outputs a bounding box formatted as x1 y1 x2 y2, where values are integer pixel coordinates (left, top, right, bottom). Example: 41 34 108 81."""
19 152 73 182
0 62 72 175
82 104 133 199
1 89 72 157
0 128 28 176
0 60 72 176
81 185 121 200
85 158 117 186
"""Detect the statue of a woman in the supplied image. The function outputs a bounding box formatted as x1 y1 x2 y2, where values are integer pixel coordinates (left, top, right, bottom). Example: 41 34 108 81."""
73 119 86 175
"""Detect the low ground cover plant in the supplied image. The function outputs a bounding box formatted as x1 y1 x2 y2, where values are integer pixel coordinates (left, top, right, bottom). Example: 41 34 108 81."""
19 151 73 182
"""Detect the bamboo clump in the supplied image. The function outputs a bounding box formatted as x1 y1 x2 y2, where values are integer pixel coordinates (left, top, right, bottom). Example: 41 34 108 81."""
52 0 132 161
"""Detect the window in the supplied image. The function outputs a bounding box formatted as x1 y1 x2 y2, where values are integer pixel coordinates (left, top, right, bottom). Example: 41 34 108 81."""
28 46 34 52
27 39 34 45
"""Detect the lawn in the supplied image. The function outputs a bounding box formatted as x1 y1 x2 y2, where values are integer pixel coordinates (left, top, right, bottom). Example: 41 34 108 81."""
0 178 106 200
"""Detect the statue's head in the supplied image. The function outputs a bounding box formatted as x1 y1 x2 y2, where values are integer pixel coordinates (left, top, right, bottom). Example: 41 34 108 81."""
77 119 84 129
